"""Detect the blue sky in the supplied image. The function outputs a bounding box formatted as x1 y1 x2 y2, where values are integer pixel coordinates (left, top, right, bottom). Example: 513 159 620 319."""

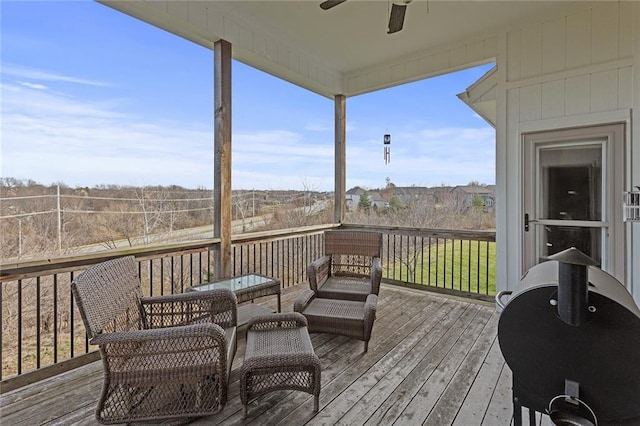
1 0 495 191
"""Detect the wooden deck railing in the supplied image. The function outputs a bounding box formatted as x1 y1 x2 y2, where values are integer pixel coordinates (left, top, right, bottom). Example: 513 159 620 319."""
0 224 495 391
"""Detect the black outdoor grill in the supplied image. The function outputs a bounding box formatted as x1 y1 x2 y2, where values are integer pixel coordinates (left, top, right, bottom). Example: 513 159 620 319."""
496 248 640 426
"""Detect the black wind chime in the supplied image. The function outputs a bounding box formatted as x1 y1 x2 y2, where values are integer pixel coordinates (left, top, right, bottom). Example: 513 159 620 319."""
384 134 391 164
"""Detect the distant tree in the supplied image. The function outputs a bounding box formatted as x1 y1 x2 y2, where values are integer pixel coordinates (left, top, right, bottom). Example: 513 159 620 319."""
358 191 372 212
388 195 404 213
471 194 485 211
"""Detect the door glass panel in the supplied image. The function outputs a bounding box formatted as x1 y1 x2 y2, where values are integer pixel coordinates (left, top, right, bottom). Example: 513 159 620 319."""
539 146 602 221
536 144 603 265
538 225 601 265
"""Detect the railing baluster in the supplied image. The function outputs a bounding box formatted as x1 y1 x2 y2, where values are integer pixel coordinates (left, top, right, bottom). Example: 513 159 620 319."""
69 272 74 359
36 276 41 369
467 239 472 292
435 238 440 287
476 241 480 293
457 239 462 291
53 274 58 363
189 253 193 287
270 241 275 281
252 242 256 273
427 237 432 285
0 282 3 380
150 258 154 297
170 254 176 293
17 279 22 375
485 241 490 295
160 257 165 295
180 254 185 293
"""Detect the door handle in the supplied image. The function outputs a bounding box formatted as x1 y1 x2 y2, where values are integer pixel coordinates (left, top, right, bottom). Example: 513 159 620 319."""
524 214 538 232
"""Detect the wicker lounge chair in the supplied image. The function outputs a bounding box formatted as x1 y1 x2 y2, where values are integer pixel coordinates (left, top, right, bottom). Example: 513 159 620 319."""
71 256 237 425
307 230 382 302
294 289 377 352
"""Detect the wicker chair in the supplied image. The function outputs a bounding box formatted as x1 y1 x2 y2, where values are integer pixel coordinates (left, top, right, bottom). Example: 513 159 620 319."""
307 230 383 302
71 256 238 425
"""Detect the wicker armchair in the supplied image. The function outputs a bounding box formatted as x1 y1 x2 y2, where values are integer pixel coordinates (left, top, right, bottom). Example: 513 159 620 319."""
307 230 383 302
71 256 237 425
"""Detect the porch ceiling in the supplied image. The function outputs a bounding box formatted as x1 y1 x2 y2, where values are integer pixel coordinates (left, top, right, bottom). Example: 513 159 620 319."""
99 0 586 98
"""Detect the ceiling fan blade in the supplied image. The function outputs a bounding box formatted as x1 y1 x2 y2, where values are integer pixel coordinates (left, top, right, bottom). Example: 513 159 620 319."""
387 3 407 34
320 0 347 10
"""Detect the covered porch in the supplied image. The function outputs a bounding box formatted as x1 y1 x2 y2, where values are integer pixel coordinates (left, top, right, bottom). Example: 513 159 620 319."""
97 0 640 303
2 282 544 425
1 1 639 424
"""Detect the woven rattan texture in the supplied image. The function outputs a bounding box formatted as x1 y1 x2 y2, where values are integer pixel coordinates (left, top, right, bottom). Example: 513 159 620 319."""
71 256 238 424
71 256 144 339
307 231 383 302
294 290 377 352
316 277 372 301
240 313 320 417
324 230 382 257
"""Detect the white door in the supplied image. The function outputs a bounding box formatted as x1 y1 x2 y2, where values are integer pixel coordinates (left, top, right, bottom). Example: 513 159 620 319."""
523 124 625 280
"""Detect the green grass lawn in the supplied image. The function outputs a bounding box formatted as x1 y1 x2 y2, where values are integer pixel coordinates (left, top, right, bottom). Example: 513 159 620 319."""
386 239 496 295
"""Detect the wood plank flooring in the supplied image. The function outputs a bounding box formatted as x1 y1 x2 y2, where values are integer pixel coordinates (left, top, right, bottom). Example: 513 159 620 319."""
0 283 550 425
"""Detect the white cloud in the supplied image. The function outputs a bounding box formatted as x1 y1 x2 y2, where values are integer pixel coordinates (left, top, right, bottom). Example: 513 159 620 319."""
1 81 213 188
1 71 495 192
18 81 48 90
2 64 111 87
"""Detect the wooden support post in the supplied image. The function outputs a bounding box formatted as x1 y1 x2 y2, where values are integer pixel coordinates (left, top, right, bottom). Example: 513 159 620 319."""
214 39 232 279
334 94 346 223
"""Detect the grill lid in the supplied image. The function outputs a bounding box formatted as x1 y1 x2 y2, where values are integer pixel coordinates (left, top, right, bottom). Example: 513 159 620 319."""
497 253 640 423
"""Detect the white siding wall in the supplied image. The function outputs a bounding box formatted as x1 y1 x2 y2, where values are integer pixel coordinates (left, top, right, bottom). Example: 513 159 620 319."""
497 1 639 302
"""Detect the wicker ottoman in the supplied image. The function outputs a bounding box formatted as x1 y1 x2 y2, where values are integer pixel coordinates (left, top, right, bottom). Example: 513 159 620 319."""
240 312 321 418
294 289 377 352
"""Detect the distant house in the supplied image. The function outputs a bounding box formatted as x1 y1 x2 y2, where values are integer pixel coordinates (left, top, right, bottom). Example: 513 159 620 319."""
368 191 387 209
450 185 495 213
392 186 453 207
391 186 428 206
347 184 495 213
345 186 389 211
345 186 366 211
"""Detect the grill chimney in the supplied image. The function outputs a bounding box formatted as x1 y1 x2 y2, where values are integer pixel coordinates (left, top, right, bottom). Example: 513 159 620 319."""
548 247 598 326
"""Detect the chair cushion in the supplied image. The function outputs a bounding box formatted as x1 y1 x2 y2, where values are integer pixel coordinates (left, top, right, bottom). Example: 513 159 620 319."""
301 298 366 340
317 277 371 302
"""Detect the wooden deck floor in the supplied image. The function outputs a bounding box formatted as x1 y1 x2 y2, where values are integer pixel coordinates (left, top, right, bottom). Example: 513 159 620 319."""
1 284 550 426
